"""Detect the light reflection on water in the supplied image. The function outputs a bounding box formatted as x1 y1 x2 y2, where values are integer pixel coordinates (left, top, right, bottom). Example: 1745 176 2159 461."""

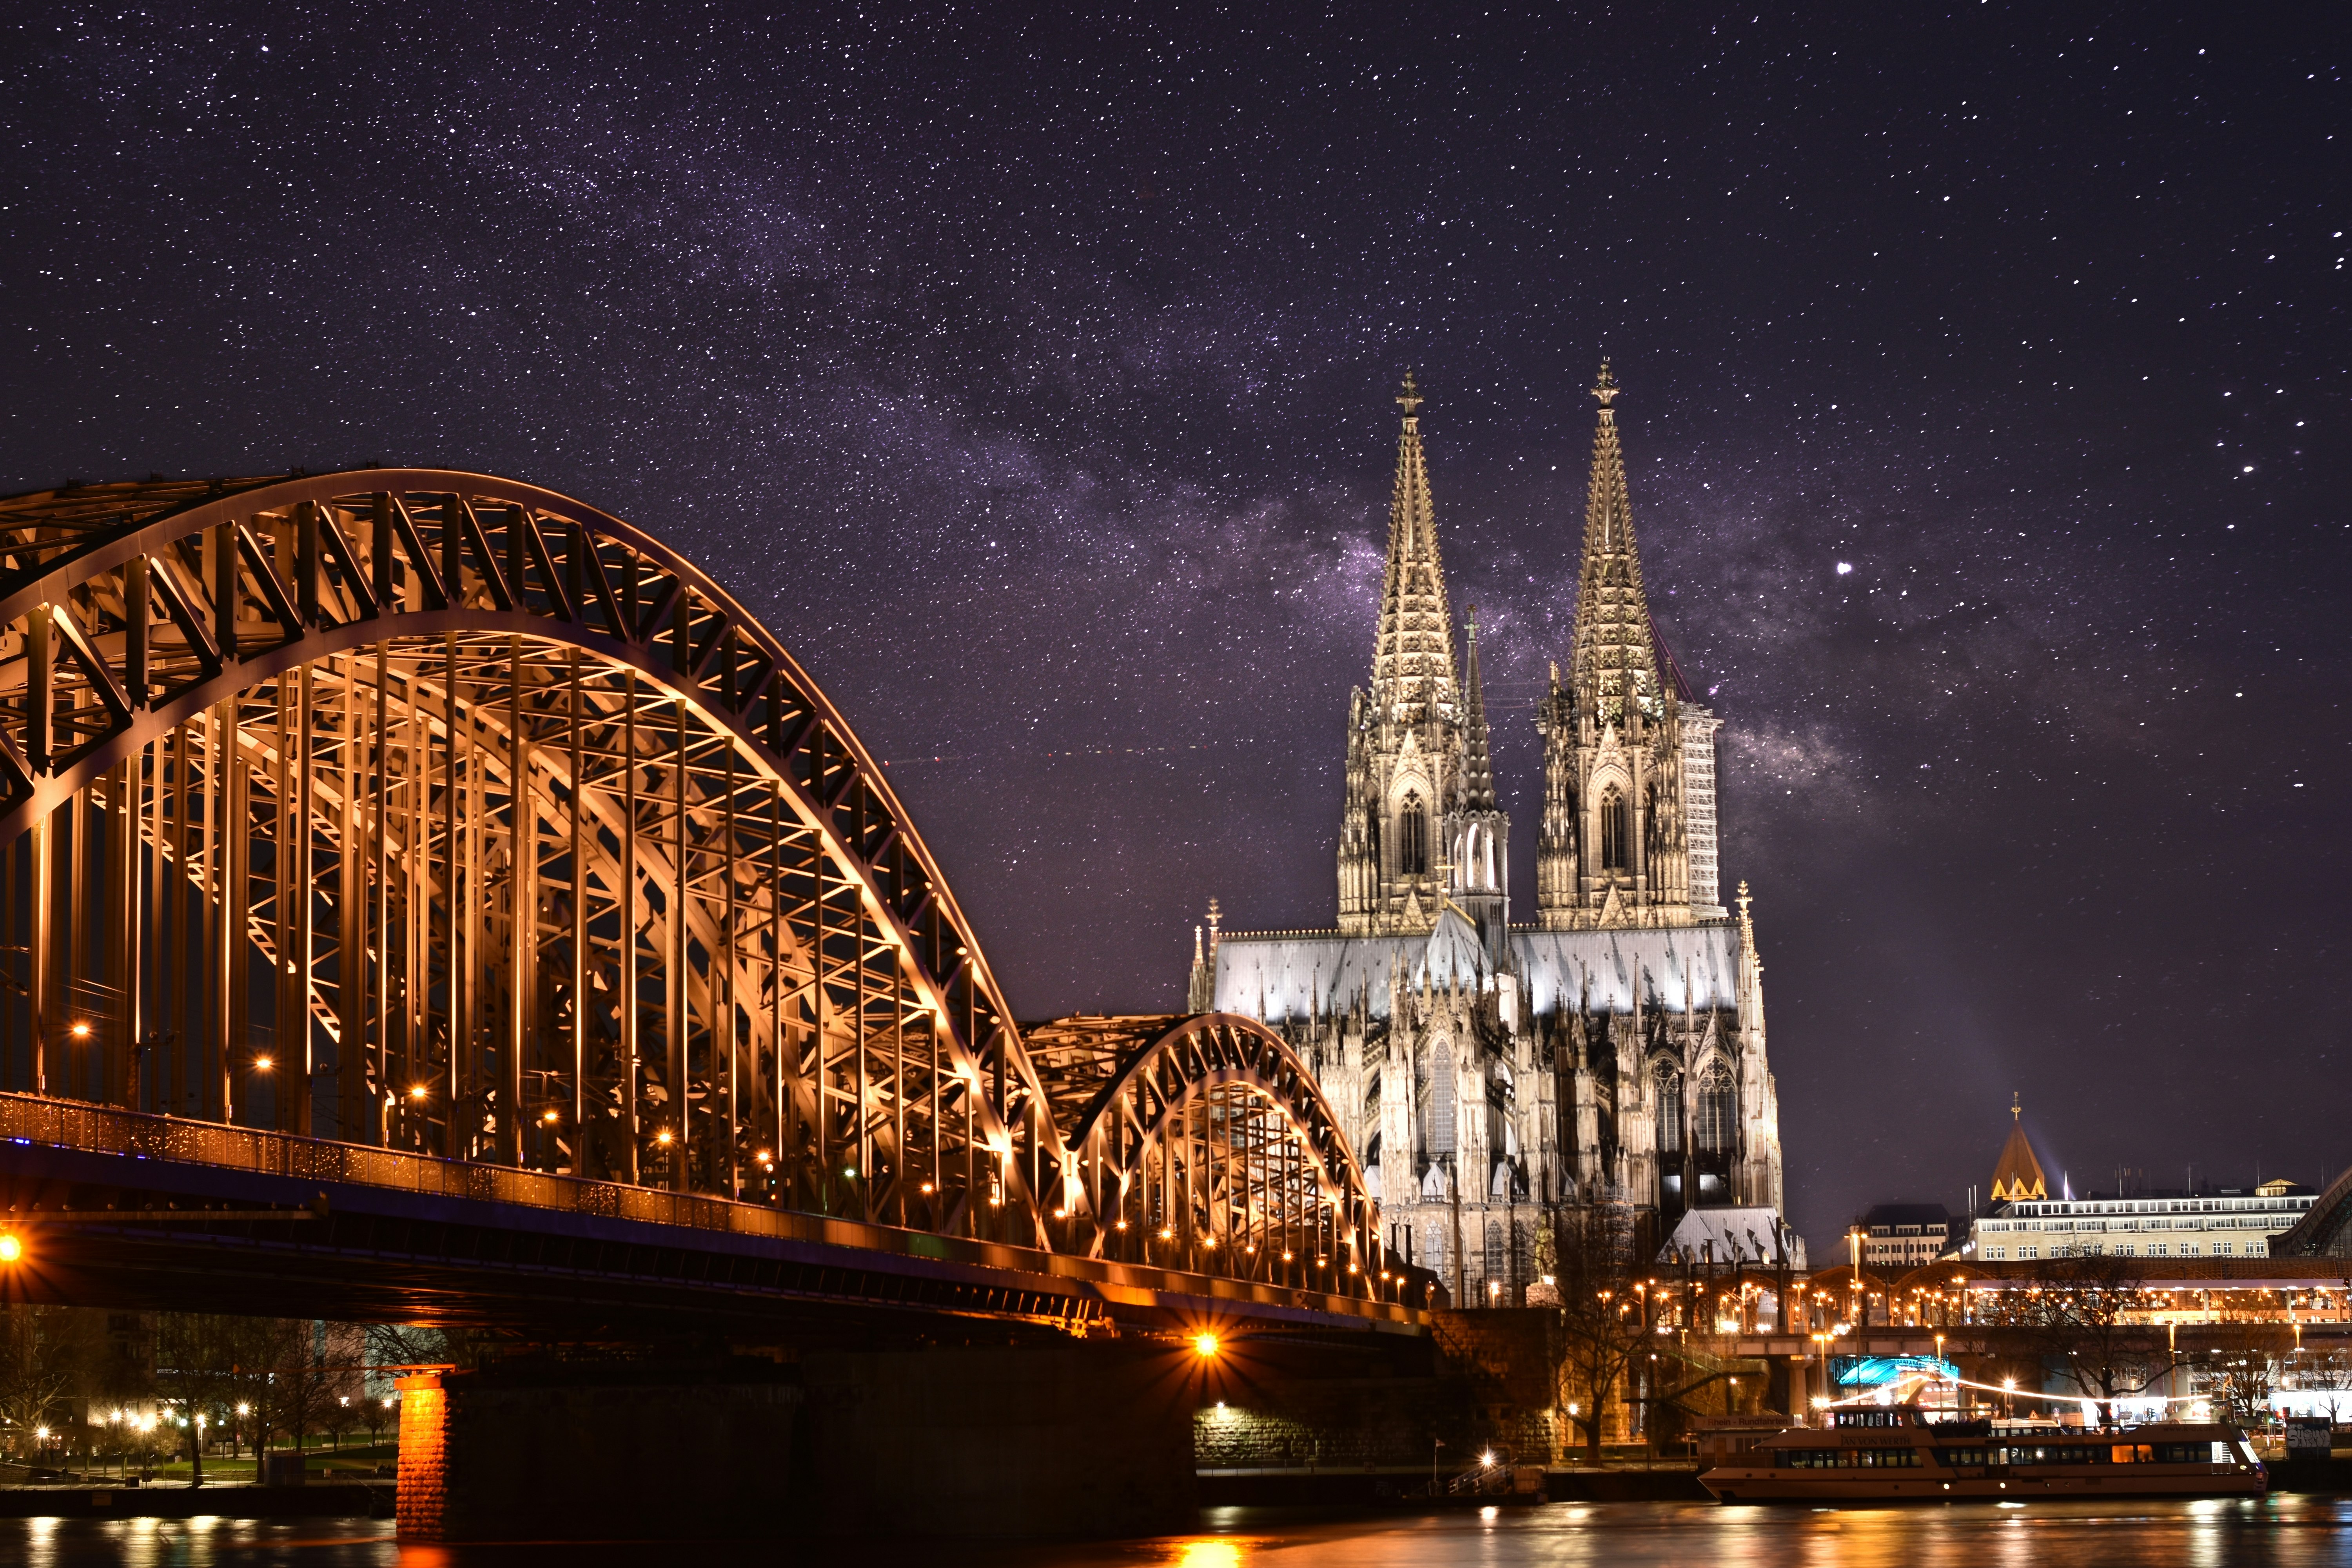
5 1498 2349 1567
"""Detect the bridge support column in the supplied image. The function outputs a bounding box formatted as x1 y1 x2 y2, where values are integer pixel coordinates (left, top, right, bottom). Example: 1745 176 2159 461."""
797 1343 1197 1539
396 1343 1195 1543
396 1361 801 1542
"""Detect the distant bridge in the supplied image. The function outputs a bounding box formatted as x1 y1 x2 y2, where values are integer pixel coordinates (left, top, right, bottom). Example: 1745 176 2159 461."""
0 470 1408 1339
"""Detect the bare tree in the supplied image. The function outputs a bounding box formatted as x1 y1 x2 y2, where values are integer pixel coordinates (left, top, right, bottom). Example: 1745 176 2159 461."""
2201 1311 2293 1430
0 1305 74 1464
1989 1252 2167 1417
154 1314 282 1486
1548 1201 1656 1463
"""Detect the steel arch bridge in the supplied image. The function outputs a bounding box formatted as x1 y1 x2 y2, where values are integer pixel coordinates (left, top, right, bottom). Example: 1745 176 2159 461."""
0 470 1388 1326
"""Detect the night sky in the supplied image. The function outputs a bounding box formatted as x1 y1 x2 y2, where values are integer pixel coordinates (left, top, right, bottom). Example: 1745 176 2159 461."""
3 6 2343 1246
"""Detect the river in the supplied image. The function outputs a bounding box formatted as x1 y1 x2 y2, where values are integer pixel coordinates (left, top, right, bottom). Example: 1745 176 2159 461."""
5 1496 2349 1565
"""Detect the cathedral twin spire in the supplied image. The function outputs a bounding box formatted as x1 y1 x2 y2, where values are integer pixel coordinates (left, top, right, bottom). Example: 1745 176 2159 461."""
1343 363 1705 936
1565 362 1668 726
1371 372 1459 725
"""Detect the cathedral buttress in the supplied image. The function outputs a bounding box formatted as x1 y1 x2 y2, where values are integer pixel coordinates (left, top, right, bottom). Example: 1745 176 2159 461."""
1445 606 1512 962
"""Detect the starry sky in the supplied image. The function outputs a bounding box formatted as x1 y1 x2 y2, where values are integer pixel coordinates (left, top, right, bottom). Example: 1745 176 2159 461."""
2 5 2343 1244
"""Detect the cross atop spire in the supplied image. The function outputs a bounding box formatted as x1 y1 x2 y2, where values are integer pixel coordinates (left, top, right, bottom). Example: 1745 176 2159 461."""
1371 372 1457 722
1566 361 1663 726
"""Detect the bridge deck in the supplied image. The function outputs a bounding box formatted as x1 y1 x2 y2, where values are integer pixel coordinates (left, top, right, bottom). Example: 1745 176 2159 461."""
0 1093 1423 1340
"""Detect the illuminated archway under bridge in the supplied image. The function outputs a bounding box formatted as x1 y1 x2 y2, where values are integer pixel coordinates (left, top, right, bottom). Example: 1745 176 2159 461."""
0 470 1387 1318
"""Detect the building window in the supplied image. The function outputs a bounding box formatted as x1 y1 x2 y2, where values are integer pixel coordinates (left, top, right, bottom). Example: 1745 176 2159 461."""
1399 795 1428 876
1655 1066 1684 1154
1599 789 1628 871
1694 1064 1736 1156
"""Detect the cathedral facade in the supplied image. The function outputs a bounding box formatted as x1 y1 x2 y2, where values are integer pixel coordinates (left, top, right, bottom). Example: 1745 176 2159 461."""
1189 367 1794 1303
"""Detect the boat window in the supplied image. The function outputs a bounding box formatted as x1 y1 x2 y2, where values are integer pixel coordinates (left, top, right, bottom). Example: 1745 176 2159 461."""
1774 1448 1921 1469
2111 1444 2152 1464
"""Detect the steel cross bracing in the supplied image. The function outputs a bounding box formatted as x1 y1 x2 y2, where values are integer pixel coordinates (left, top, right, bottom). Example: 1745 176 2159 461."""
0 471 1385 1306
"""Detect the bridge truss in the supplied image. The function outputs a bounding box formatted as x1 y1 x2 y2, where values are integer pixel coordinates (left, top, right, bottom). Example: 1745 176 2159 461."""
0 470 1383 1312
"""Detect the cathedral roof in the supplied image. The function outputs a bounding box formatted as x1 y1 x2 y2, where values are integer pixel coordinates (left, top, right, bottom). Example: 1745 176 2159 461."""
1657 1206 1806 1270
1212 921 1742 1021
1414 904 1488 989
1990 1096 2049 1202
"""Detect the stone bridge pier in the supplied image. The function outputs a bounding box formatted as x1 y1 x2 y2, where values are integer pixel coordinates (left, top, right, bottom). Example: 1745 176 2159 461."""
396 1342 1198 1543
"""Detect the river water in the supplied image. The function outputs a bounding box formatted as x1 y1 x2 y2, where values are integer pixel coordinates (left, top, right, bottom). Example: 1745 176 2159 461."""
7 1497 2351 1566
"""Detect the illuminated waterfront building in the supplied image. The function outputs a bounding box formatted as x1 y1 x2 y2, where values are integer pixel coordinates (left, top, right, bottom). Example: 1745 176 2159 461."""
1964 1181 2316 1262
1190 368 1792 1299
1956 1104 2318 1261
1856 1203 1958 1271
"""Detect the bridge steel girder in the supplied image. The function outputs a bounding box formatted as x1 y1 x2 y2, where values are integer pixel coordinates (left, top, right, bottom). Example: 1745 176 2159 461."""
0 472 1394 1322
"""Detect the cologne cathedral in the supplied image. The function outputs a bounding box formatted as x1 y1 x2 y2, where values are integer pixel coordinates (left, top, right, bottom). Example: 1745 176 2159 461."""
1188 367 1797 1303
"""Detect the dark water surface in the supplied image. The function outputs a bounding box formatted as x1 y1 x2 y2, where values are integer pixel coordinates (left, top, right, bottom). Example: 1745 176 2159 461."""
9 1497 2352 1566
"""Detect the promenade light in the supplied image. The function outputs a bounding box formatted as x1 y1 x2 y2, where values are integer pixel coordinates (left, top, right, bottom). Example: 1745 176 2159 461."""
69 1022 90 1039
655 1129 674 1146
0 1232 20 1264
1481 1450 1495 1467
541 1109 559 1124
409 1084 428 1100
1193 1333 1220 1359
254 1056 274 1071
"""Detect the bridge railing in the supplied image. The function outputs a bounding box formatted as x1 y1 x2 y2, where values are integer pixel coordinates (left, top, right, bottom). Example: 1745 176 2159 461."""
1 1088 877 1235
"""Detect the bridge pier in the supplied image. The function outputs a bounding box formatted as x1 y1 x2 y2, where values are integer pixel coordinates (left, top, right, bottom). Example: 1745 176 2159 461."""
396 1343 1196 1543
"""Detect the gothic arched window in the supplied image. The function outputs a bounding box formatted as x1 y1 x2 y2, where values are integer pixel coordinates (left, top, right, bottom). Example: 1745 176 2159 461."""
1654 1064 1684 1154
1695 1064 1737 1156
1599 789 1628 871
1399 794 1428 876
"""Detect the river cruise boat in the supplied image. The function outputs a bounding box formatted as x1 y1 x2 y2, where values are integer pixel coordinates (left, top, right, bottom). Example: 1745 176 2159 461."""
1700 1408 2267 1504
